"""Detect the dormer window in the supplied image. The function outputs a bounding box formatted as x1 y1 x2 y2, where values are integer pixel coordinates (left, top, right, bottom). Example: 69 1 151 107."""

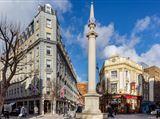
45 4 52 13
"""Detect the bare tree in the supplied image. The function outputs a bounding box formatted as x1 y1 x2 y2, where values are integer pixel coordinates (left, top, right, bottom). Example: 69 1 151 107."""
0 18 32 113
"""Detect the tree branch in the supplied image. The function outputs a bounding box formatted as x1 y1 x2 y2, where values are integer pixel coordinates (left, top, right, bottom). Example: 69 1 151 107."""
9 76 28 86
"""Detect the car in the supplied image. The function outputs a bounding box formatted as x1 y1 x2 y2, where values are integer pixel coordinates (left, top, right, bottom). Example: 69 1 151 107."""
151 108 160 115
10 108 20 116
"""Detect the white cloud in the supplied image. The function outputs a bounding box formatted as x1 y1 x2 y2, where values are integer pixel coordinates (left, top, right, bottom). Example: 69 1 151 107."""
134 16 151 32
52 0 72 13
102 43 160 67
0 0 72 28
0 0 39 28
77 15 160 67
102 45 140 62
62 26 76 45
77 22 114 56
77 75 83 82
140 44 160 66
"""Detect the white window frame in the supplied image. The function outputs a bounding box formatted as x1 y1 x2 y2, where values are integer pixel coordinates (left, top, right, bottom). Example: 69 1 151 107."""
46 32 51 40
46 19 51 28
46 46 51 55
46 59 51 68
111 70 117 78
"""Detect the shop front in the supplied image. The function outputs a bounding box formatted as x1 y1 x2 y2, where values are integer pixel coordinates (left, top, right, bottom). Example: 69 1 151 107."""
100 94 142 113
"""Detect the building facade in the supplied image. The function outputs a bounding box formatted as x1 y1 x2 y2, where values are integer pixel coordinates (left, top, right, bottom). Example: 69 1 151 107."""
77 82 88 105
144 66 160 103
2 4 79 115
100 55 143 113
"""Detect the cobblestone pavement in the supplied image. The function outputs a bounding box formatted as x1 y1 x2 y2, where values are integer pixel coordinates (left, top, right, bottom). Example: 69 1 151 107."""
111 114 158 119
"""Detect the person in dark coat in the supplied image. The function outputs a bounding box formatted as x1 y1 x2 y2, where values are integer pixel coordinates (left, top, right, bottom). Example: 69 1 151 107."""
76 105 82 113
107 104 114 118
156 109 160 118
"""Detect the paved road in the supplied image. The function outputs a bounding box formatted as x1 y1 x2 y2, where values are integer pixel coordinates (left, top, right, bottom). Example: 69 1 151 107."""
111 114 158 119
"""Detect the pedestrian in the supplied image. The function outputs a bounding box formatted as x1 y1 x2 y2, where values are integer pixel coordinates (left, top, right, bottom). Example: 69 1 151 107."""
107 104 114 118
34 106 38 118
76 104 82 113
64 104 68 116
156 109 160 118
3 104 9 119
114 106 118 115
18 106 26 118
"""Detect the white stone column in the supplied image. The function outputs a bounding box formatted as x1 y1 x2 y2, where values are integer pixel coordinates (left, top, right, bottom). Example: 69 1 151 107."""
52 98 56 114
40 97 44 115
76 2 105 119
88 34 96 94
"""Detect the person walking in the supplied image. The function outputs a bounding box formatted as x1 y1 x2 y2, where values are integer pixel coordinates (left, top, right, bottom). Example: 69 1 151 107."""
18 106 26 119
3 104 9 119
114 106 118 115
34 106 38 118
106 104 114 118
64 104 68 116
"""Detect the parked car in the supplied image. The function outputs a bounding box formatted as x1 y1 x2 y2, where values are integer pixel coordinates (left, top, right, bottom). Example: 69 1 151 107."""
151 108 160 115
10 108 20 116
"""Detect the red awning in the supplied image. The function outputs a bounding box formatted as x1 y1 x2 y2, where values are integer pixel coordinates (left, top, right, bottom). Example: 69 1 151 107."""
123 95 138 99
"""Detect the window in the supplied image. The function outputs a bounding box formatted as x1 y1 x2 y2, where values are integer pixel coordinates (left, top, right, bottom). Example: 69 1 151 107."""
47 91 50 95
126 83 128 91
36 34 39 39
17 88 19 94
111 70 117 78
21 87 23 93
126 71 128 78
46 59 51 68
46 46 51 55
45 4 51 13
111 83 117 93
14 88 16 94
130 82 135 93
46 19 51 28
46 74 51 81
46 32 51 40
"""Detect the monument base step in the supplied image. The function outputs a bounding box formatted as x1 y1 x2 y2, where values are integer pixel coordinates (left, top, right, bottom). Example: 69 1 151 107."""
76 113 108 119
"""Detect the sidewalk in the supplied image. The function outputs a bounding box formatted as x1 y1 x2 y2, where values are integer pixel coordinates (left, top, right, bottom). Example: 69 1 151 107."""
28 114 64 119
0 114 64 119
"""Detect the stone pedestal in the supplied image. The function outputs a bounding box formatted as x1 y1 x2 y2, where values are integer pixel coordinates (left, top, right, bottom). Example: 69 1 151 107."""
83 93 101 113
76 93 106 119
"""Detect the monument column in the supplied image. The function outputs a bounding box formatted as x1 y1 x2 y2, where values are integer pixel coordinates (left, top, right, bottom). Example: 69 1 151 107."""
76 2 105 119
87 3 97 94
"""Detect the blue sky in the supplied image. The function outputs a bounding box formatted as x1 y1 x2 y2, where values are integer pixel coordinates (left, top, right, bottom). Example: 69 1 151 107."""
1 0 160 82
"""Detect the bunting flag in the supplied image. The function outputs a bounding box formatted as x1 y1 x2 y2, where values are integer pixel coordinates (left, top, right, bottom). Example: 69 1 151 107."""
60 86 65 98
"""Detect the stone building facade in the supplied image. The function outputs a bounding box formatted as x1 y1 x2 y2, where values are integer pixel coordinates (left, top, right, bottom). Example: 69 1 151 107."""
144 66 160 103
77 82 88 105
100 55 143 113
2 4 79 115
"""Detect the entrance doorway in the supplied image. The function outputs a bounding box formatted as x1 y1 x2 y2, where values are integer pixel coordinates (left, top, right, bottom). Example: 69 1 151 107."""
44 100 51 114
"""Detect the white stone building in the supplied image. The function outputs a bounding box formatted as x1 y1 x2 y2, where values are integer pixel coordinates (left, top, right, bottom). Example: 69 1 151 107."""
100 55 143 112
2 4 80 115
